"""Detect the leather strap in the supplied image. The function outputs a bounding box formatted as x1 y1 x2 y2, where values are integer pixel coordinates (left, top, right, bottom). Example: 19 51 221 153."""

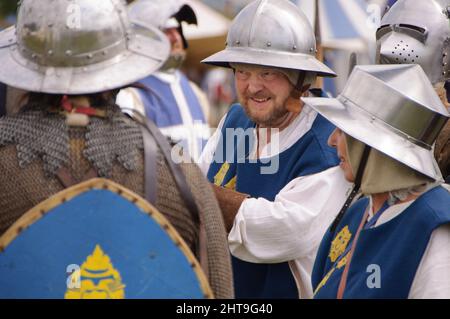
83 168 99 181
56 167 98 188
141 124 158 205
56 167 76 188
331 145 372 231
336 206 371 299
126 109 208 275
127 109 200 224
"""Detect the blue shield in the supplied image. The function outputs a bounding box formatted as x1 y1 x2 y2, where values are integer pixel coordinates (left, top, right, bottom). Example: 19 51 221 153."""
0 179 212 299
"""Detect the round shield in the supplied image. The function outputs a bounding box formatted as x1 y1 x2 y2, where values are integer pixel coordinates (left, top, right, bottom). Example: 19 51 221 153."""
0 178 212 299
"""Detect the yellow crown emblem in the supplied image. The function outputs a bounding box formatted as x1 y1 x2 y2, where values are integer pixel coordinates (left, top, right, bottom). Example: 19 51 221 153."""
65 245 125 299
328 226 352 263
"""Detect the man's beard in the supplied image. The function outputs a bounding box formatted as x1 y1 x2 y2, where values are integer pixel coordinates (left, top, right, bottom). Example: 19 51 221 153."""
240 93 290 127
161 52 186 71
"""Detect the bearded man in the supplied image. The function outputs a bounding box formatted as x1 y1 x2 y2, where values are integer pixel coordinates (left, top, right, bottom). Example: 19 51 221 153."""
199 0 353 299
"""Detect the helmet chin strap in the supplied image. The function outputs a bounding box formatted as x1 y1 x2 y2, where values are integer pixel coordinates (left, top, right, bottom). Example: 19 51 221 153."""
290 72 316 99
330 144 372 232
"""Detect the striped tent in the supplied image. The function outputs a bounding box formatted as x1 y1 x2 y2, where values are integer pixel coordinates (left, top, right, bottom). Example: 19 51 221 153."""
295 0 384 52
296 0 389 94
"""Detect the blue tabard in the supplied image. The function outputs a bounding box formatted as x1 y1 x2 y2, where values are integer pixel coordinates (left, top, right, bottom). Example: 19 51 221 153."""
207 103 339 298
137 71 208 151
312 186 450 299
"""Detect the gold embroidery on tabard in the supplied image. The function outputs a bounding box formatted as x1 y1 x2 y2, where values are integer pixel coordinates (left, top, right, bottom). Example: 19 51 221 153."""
313 251 352 296
213 162 230 186
337 252 350 269
224 176 237 190
314 228 354 296
314 268 335 296
328 226 352 263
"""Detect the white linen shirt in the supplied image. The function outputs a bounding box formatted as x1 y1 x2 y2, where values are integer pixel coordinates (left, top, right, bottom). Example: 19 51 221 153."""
200 105 353 298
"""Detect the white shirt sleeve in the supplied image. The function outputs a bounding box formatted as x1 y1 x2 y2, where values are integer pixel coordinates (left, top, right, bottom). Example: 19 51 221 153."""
198 113 227 176
228 166 353 263
409 223 450 299
116 87 146 117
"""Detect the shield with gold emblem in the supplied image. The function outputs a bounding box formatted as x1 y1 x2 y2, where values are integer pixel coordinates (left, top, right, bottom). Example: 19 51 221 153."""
0 179 212 299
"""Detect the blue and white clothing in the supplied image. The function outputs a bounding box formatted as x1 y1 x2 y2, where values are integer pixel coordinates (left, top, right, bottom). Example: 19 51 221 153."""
117 70 211 159
200 101 354 298
312 185 450 299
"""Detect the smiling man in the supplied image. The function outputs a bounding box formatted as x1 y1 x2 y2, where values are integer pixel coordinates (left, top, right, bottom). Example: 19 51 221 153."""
199 0 354 299
232 64 301 129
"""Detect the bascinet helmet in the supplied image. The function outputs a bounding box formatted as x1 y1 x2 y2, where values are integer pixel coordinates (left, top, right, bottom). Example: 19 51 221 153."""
376 0 450 85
